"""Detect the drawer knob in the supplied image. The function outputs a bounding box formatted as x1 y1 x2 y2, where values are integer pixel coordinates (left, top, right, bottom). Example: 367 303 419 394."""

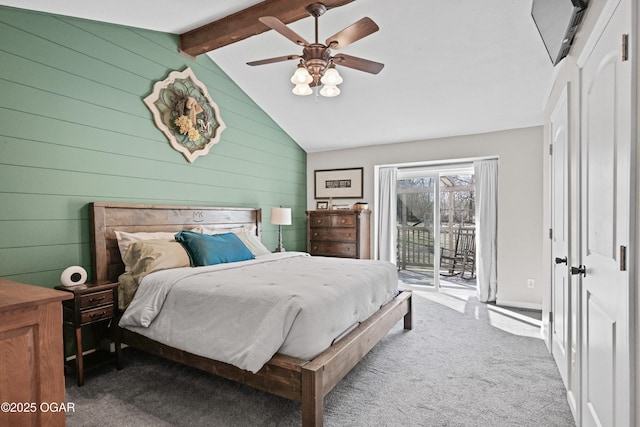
346 233 351 237
316 219 322 224
90 311 107 318
313 246 318 250
89 296 106 303
340 219 346 224
313 232 318 237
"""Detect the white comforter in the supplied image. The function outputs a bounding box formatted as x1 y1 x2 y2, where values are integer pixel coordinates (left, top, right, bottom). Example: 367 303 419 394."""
119 252 398 373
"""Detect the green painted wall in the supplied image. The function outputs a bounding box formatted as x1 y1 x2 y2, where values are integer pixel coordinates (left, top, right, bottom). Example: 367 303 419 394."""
0 6 307 288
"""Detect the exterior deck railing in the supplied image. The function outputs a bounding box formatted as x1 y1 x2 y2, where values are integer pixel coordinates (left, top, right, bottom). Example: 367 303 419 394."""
396 225 474 270
396 225 433 269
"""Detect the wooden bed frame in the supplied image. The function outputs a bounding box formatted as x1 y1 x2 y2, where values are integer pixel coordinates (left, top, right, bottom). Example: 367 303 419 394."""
90 202 412 426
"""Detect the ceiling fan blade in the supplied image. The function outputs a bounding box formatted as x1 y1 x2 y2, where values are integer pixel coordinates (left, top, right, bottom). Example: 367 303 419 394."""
247 54 301 66
333 53 384 74
326 17 379 50
259 16 309 46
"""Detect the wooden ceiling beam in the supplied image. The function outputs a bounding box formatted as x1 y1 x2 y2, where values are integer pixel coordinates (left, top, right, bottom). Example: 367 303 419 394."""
179 0 356 57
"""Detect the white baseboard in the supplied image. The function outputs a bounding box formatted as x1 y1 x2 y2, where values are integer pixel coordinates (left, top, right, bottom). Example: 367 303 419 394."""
495 299 542 311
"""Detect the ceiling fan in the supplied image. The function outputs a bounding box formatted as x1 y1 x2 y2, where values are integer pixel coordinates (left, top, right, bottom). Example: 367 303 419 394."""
247 2 384 97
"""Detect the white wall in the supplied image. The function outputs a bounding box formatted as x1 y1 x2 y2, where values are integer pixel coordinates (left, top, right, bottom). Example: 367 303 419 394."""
307 126 544 308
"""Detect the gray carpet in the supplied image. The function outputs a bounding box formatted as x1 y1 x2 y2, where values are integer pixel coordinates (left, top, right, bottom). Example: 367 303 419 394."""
65 290 575 427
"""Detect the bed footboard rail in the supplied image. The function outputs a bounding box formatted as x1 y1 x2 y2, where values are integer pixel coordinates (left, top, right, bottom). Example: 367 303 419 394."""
300 290 412 426
118 290 412 427
118 327 307 401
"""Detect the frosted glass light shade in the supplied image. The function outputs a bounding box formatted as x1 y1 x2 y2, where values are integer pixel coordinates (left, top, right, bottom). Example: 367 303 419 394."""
271 207 292 225
320 84 340 97
292 84 313 96
320 66 343 85
290 66 313 85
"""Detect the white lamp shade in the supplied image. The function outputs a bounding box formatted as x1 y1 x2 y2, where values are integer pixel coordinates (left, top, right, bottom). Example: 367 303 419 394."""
290 66 313 85
320 84 340 97
271 207 292 225
292 84 313 96
320 66 343 85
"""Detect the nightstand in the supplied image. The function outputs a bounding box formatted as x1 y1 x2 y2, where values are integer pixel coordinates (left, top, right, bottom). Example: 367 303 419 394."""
55 282 122 386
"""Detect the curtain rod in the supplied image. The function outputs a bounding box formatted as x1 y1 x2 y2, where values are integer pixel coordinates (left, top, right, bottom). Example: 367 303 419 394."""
376 155 498 170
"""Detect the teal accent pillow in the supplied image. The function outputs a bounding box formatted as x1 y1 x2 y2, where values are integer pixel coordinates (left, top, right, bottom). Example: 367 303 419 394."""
174 230 255 267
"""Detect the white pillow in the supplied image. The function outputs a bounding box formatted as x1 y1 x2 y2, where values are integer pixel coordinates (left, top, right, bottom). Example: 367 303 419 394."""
200 225 270 256
200 225 256 235
114 230 177 271
235 230 271 256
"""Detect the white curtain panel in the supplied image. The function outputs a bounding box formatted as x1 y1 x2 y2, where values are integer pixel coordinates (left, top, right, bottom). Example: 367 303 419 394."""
377 167 398 263
474 159 498 302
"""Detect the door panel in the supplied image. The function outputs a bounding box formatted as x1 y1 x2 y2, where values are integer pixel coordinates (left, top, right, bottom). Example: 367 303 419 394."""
580 1 632 425
396 175 438 287
550 85 570 390
586 62 616 260
585 294 615 426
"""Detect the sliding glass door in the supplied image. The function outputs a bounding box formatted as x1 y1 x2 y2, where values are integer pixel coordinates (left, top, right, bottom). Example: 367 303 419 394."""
396 173 440 288
395 164 476 291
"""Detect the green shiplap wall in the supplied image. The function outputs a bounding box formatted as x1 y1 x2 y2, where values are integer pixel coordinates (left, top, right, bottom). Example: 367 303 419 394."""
0 6 307 288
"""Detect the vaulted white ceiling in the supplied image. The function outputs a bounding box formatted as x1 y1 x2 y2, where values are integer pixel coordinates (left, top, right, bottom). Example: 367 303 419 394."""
0 0 553 152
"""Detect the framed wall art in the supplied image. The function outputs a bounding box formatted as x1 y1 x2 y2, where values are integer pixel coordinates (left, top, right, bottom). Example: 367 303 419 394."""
314 167 363 199
144 67 226 163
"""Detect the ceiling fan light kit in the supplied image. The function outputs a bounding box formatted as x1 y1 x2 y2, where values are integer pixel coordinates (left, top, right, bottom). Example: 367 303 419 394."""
320 64 343 85
319 84 340 97
292 83 314 96
291 63 313 85
248 2 384 99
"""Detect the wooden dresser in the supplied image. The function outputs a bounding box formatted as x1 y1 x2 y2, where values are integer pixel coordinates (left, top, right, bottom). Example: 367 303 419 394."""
306 209 371 259
0 278 72 427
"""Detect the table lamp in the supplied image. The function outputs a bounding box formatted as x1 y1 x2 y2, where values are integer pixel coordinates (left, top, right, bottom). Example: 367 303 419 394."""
270 207 292 252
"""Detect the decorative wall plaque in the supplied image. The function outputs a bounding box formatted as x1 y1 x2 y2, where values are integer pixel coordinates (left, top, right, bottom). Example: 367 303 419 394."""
144 68 226 163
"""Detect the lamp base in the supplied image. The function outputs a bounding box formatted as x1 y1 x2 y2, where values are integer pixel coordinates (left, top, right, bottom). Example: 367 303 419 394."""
274 225 286 253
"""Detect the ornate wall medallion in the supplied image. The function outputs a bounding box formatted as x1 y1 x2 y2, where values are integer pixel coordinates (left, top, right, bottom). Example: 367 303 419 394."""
144 68 226 163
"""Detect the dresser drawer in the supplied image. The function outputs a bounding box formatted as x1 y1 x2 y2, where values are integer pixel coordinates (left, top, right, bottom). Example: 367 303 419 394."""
309 214 332 227
80 304 114 325
309 214 356 227
309 228 356 241
309 242 357 258
331 215 356 227
79 290 114 309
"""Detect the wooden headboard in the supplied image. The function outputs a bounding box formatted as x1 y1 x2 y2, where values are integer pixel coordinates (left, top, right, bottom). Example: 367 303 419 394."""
90 202 262 283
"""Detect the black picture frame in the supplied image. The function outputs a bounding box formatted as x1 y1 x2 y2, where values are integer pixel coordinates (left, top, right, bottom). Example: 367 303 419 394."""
314 167 364 199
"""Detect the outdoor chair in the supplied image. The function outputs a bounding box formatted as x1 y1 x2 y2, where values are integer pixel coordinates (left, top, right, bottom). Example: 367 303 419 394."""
440 227 476 279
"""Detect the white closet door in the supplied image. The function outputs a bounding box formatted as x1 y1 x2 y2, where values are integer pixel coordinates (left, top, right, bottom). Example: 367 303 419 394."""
579 0 632 425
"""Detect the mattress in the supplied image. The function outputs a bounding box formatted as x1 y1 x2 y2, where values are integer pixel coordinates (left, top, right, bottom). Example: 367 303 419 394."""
119 252 398 373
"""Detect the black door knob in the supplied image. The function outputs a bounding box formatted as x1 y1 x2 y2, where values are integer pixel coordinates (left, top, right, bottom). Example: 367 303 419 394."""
570 265 586 277
555 257 567 264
